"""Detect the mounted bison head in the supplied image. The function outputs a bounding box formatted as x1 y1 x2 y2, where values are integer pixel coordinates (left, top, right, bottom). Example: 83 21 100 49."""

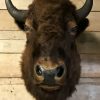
6 0 93 100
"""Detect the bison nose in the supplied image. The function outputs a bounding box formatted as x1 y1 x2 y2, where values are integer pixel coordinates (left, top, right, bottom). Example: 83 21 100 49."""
35 64 65 84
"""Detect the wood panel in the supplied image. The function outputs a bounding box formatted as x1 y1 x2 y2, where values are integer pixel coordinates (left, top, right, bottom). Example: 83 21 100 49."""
0 78 100 100
71 0 100 11
80 78 100 85
0 0 99 11
0 82 100 100
0 54 99 78
0 40 25 53
0 0 99 99
0 32 100 54
0 31 25 40
70 84 100 100
77 32 100 54
1 78 100 85
81 54 100 78
0 10 19 30
0 0 33 9
0 84 34 100
87 12 100 31
0 54 21 77
0 10 99 31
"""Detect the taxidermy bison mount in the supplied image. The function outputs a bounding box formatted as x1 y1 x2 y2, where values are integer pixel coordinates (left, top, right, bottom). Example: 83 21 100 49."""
5 0 93 100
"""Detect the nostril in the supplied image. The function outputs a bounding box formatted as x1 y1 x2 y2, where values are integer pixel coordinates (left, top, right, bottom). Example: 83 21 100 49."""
35 65 43 76
56 66 64 77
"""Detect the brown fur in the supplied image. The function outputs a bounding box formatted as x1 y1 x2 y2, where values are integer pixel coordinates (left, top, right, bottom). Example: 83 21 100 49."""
19 0 89 100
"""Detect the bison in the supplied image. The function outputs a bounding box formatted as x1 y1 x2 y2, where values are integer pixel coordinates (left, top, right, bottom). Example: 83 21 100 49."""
5 0 93 100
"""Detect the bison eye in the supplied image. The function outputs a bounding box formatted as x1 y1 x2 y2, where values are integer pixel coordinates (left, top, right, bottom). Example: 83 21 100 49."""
56 66 64 77
71 26 78 32
69 26 78 36
35 65 43 76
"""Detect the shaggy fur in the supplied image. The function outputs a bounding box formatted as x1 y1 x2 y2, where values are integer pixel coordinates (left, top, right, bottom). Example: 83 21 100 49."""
17 0 89 100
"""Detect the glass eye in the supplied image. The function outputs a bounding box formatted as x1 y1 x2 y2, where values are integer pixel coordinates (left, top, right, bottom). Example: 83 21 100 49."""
70 26 78 33
68 26 78 36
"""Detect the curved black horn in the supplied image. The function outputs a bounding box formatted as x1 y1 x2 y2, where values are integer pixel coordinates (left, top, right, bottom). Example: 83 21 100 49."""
5 0 28 22
77 0 93 20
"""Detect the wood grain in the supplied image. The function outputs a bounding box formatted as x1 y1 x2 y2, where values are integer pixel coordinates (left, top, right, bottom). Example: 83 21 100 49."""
71 0 99 11
0 31 25 40
0 78 100 85
70 84 100 100
81 54 100 78
0 54 100 78
0 40 25 53
0 54 22 77
0 32 100 54
0 84 34 100
0 0 99 99
0 83 100 100
0 0 33 9
0 0 99 11
77 32 100 54
0 10 98 31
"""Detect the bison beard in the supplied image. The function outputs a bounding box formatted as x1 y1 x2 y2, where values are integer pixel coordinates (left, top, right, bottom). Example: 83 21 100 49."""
5 0 93 100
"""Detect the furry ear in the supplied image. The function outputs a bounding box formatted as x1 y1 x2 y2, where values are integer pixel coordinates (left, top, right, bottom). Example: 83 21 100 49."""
76 18 89 37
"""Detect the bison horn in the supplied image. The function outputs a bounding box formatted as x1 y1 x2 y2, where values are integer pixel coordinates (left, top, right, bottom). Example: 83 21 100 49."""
5 0 28 22
77 0 93 20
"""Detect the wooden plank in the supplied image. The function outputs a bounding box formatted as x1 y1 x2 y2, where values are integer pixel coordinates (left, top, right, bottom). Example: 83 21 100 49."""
0 83 100 100
0 31 25 40
0 38 99 54
70 84 100 100
0 0 99 11
0 78 24 85
0 32 100 54
0 31 99 42
0 85 34 100
71 0 99 11
77 32 100 54
0 78 100 85
0 10 99 31
0 54 22 77
87 12 100 31
0 0 33 9
81 54 100 78
0 10 19 30
80 78 100 85
0 54 100 78
0 40 25 53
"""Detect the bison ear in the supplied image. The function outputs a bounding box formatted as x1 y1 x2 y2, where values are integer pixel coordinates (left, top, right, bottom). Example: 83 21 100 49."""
76 18 89 37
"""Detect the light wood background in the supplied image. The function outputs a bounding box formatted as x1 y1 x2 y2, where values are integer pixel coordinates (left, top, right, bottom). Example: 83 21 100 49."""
0 0 100 100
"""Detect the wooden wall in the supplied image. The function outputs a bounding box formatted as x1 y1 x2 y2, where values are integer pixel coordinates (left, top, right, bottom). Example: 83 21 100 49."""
0 0 100 100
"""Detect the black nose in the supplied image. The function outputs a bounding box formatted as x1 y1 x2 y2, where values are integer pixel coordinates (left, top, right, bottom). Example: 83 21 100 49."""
35 65 65 80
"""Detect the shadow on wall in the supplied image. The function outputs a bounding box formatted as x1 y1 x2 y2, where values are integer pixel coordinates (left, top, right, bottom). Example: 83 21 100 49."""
76 31 100 77
77 31 100 54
